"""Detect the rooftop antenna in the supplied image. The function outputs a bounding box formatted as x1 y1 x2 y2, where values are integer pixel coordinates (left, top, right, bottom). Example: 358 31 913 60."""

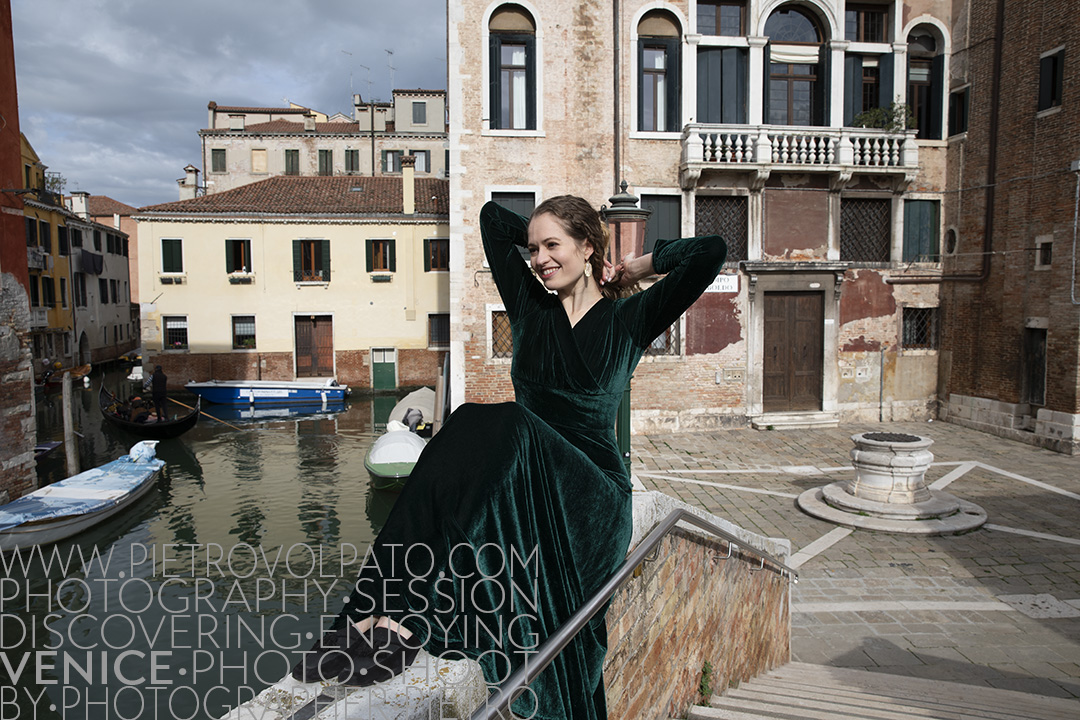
357 64 373 101
385 49 395 93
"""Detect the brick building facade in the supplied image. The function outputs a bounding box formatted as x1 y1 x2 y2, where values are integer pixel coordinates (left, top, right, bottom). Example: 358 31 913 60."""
937 0 1080 453
450 0 954 433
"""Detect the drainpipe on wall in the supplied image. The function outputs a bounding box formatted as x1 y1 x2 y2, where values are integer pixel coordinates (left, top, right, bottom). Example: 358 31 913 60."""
1071 162 1080 304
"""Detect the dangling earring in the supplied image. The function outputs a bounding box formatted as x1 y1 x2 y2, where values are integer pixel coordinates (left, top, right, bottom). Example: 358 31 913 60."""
584 261 592 279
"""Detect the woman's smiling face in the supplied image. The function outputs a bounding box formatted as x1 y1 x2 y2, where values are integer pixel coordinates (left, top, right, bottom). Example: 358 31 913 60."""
527 212 593 295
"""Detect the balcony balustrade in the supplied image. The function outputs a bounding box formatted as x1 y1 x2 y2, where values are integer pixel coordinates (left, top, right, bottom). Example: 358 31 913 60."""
30 307 48 329
680 124 919 191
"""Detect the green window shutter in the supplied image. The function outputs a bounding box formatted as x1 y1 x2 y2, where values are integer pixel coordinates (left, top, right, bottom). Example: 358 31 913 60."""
388 239 396 272
162 238 182 272
321 239 331 280
380 151 387 173
878 52 895 110
423 238 431 272
292 240 301 280
226 240 235 273
843 54 862 126
489 35 501 129
366 239 374 272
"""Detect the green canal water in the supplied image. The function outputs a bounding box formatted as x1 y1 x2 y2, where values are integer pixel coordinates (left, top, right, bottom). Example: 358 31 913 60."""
2 368 406 720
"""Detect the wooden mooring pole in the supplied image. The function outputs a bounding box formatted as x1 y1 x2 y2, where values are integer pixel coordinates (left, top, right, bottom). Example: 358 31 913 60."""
62 372 80 475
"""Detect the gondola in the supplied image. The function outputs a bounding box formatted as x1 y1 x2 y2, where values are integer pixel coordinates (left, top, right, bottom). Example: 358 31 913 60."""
99 386 200 439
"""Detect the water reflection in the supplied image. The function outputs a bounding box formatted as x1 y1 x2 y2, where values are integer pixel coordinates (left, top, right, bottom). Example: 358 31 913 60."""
4 368 409 719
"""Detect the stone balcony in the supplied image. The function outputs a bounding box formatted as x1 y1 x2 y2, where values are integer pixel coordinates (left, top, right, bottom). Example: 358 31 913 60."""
680 124 919 191
30 307 48 329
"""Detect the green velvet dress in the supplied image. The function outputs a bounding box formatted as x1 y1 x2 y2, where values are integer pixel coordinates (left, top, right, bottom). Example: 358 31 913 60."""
337 201 726 718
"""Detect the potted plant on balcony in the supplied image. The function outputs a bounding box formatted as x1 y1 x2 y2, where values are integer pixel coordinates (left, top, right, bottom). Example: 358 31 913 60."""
853 102 913 133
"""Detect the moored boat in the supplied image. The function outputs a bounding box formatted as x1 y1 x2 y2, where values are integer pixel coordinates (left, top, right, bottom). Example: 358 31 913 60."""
0 441 164 552
185 378 349 405
364 429 428 491
100 386 200 439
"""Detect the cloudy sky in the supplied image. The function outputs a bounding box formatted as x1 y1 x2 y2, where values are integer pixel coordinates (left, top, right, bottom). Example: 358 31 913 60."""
12 0 447 208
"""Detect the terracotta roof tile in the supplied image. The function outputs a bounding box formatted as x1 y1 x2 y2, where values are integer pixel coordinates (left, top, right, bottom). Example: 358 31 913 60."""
87 195 137 217
202 120 363 135
137 176 448 216
211 105 310 114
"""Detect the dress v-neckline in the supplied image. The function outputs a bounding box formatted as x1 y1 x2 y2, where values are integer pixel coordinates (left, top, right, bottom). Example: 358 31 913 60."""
565 296 607 330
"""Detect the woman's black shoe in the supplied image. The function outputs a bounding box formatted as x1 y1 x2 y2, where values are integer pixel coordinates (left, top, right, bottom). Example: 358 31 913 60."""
291 625 370 683
339 628 420 686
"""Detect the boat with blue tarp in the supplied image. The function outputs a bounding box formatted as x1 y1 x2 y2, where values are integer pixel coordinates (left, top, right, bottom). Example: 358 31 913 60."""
0 441 164 552
185 378 349 405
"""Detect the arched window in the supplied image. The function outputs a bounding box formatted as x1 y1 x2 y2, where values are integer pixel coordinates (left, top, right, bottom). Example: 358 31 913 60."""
764 6 827 126
638 11 681 132
907 26 943 140
489 5 536 130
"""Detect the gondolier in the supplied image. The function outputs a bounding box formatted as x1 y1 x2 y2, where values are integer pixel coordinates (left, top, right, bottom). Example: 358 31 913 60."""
151 365 168 421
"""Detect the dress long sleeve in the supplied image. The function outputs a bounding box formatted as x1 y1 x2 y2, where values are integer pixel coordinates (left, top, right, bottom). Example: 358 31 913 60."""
616 233 727 348
479 201 551 321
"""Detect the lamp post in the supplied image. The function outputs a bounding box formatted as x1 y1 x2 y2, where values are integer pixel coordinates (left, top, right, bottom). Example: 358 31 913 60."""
600 181 651 476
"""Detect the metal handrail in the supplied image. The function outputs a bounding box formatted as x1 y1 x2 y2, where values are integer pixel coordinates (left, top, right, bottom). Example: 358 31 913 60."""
468 508 798 719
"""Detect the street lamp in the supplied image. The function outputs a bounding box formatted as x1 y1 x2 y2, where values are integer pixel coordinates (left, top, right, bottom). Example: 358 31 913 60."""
600 181 651 476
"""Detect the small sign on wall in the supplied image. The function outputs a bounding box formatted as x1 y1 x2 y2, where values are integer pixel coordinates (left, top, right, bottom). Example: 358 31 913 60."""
705 274 739 293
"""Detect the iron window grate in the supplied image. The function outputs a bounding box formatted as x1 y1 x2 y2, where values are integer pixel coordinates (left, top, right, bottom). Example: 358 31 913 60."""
492 310 513 358
645 322 680 356
841 198 891 263
902 307 938 349
696 196 747 263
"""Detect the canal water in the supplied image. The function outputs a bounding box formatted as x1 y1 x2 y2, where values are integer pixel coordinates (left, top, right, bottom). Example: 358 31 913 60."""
2 367 409 720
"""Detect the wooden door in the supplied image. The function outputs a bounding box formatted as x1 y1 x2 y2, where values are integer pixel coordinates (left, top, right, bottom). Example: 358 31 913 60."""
763 292 824 412
295 316 334 377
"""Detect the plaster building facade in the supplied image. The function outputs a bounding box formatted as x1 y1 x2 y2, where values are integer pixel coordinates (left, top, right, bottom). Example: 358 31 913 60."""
936 0 1080 454
200 90 447 195
0 0 35 503
71 193 143 303
449 0 952 434
135 164 449 391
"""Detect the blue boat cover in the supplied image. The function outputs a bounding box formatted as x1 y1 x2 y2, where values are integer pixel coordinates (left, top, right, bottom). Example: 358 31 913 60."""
0 442 164 532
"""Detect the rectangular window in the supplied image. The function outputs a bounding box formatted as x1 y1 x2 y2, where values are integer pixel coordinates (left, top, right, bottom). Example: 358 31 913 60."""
226 239 252 273
25 217 36 246
74 274 87 307
29 276 39 307
285 149 300 175
122 237 129 257
845 5 886 43
903 199 940 262
641 195 680 255
491 310 513 358
318 149 333 176
161 238 183 273
1038 48 1064 112
841 198 891 263
41 277 55 307
71 228 82 248
640 40 680 133
770 63 819 126
412 101 427 125
428 313 449 348
367 239 396 272
99 278 109 305
345 149 360 174
232 316 256 349
1022 328 1047 405
106 234 115 254
94 230 102 251
948 87 969 135
39 220 51 252
110 279 118 305
861 65 880 114
425 238 449 271
490 33 536 130
60 278 67 308
251 148 268 174
695 195 747 263
211 148 226 173
902 307 939 350
58 226 70 256
491 192 536 264
645 321 681 356
164 316 188 350
697 1 746 36
382 150 403 173
293 239 330 282
1035 237 1053 268
409 150 430 173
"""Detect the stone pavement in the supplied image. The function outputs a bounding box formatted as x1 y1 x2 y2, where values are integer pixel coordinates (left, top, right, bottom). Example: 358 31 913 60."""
632 420 1080 701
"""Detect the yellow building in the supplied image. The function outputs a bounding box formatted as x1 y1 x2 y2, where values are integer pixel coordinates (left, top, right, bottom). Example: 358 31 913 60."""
21 134 76 377
135 161 449 390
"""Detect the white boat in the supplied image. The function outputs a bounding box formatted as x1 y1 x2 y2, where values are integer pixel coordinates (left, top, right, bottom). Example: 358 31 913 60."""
0 441 164 552
364 388 436 491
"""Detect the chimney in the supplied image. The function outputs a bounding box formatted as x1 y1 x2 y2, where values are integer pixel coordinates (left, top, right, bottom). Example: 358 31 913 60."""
208 101 217 129
303 113 316 132
229 114 245 131
401 155 416 214
178 164 200 200
69 191 90 219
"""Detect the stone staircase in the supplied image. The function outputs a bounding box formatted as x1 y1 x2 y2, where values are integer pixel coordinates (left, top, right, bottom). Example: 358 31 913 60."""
688 662 1079 720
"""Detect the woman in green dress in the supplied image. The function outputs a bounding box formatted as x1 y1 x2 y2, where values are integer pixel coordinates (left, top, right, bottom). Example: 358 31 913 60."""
296 195 726 719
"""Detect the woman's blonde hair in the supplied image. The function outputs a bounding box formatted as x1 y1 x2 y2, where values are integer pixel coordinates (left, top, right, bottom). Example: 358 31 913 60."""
530 195 637 299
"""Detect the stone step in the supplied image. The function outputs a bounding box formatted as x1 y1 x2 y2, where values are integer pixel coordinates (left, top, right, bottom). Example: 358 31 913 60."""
750 412 840 430
686 663 1078 720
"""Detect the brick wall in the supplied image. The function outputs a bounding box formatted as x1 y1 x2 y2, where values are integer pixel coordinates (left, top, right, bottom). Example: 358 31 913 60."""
0 274 36 503
604 493 791 718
